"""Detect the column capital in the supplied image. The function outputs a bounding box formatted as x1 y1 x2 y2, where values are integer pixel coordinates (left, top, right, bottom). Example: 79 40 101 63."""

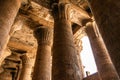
85 21 99 39
52 3 71 20
21 54 34 66
86 21 92 26
34 27 53 46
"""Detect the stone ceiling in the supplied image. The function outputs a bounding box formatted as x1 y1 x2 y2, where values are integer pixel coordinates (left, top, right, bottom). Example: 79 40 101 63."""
20 0 91 28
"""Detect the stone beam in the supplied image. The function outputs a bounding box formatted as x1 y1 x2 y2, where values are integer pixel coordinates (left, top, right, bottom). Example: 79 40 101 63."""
20 1 54 28
7 37 36 53
70 4 91 26
20 1 90 29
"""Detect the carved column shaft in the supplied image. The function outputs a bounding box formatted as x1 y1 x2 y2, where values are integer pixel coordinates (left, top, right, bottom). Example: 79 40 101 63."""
20 55 33 80
86 22 119 80
87 0 120 76
0 0 21 55
32 27 53 80
52 3 81 80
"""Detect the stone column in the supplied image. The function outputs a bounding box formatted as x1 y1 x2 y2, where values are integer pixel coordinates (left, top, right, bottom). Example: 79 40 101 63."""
85 22 120 80
87 0 120 76
20 54 33 80
0 0 21 55
0 15 24 66
52 3 81 80
32 27 53 80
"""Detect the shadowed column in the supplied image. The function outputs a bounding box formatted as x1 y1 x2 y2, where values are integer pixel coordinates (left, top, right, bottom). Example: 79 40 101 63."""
85 22 120 80
52 3 81 80
32 27 53 80
0 0 21 55
20 54 34 80
87 0 120 76
0 16 24 66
